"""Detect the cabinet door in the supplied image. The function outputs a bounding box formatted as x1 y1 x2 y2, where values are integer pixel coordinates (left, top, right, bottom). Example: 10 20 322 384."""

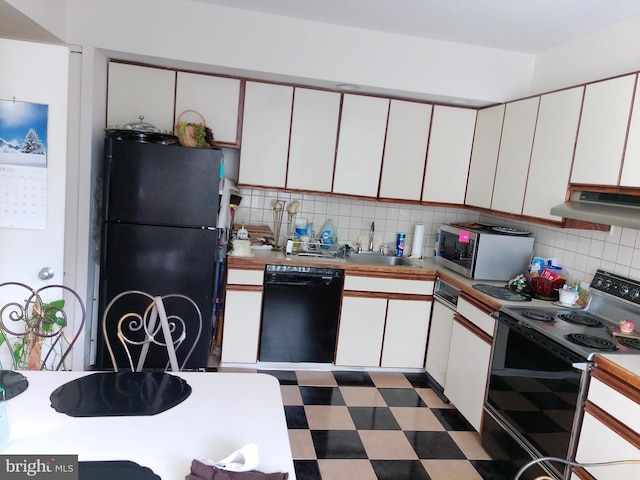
335 296 386 367
333 94 389 197
575 412 640 480
621 78 640 187
380 299 432 368
491 97 540 215
238 82 293 187
286 88 340 192
425 301 455 388
422 106 476 204
220 289 263 364
465 104 505 209
523 87 584 220
107 62 176 133
444 319 491 432
379 100 432 201
175 72 241 146
572 74 636 185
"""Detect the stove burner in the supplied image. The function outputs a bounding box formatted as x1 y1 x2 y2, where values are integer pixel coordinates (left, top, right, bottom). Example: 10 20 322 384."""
617 337 640 351
565 333 618 351
557 313 604 328
522 311 555 323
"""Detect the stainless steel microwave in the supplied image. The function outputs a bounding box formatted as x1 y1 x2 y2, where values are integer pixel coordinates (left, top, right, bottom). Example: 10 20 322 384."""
435 223 535 280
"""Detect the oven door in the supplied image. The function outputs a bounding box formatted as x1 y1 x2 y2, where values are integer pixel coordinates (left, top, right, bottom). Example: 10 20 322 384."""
482 312 590 480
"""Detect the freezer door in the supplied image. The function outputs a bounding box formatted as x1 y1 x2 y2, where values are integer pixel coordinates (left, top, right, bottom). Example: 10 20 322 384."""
103 138 221 227
97 223 217 369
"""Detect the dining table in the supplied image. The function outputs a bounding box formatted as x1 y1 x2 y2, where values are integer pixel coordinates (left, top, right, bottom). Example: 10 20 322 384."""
1 370 296 479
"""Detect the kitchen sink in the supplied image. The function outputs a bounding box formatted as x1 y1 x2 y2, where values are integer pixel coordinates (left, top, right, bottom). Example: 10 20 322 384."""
346 254 418 267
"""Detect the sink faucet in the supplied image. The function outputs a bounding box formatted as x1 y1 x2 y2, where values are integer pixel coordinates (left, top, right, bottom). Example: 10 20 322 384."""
368 221 375 252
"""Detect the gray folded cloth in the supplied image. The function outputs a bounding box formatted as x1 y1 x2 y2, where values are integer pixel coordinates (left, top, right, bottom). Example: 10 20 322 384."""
186 460 289 480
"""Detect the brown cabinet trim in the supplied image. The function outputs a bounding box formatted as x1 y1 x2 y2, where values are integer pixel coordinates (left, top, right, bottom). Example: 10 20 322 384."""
593 356 640 399
459 292 496 315
453 313 492 345
343 290 431 302
225 284 263 293
571 466 598 480
584 401 640 450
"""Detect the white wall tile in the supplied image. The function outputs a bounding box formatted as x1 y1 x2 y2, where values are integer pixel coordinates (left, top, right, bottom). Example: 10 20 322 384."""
233 188 640 281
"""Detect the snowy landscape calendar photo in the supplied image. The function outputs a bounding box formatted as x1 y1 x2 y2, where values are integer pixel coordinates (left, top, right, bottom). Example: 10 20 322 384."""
0 99 48 229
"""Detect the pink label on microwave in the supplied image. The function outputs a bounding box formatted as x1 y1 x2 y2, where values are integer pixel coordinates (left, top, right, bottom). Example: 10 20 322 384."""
459 230 471 243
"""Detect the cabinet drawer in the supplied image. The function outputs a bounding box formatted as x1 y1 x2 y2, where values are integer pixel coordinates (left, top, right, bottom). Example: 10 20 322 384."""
589 377 640 435
344 275 433 295
227 268 264 286
456 296 496 337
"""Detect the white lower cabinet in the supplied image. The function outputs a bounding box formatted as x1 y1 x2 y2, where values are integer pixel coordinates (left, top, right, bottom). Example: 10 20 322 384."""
221 268 265 364
381 299 431 368
335 296 387 367
220 289 263 364
424 300 455 388
444 315 492 432
335 295 432 368
572 369 640 480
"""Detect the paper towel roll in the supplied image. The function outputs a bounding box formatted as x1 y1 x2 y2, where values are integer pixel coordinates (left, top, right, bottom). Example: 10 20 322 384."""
410 224 425 258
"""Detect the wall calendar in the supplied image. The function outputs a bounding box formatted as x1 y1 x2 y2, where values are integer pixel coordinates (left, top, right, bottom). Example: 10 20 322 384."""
0 99 48 230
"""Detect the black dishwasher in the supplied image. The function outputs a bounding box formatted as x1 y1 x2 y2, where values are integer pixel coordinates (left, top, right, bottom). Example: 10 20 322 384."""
259 265 344 363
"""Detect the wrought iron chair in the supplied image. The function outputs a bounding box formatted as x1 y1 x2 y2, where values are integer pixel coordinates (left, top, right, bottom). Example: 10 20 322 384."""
102 290 203 372
0 282 86 371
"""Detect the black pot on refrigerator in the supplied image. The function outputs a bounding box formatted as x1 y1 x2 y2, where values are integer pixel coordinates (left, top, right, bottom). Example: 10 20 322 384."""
96 138 221 369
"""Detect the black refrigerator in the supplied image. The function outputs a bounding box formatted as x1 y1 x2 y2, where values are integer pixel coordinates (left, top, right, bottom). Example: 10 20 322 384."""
96 138 221 370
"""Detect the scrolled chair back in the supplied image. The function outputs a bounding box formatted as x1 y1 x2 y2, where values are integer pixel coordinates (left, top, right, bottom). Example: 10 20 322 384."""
0 282 86 370
102 290 202 372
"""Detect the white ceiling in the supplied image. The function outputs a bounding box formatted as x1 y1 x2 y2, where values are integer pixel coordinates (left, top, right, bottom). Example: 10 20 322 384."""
194 0 640 53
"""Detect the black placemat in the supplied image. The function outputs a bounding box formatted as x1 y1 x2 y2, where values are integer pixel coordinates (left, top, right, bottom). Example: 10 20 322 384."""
472 284 531 302
50 371 191 417
79 460 160 480
0 370 29 400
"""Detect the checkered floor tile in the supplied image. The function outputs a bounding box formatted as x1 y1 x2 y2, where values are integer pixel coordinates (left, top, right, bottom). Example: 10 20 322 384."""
218 368 511 480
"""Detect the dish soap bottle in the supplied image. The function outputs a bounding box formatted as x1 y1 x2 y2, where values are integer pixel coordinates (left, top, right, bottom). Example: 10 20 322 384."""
319 218 335 248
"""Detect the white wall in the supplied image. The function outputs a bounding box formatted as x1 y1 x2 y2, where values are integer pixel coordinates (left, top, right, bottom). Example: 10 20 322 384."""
10 0 534 106
532 16 640 94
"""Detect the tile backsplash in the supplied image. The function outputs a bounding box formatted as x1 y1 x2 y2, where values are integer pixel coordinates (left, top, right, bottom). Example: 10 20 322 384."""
234 188 640 285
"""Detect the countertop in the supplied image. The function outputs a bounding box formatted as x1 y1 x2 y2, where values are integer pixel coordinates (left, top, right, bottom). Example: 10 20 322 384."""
227 249 550 310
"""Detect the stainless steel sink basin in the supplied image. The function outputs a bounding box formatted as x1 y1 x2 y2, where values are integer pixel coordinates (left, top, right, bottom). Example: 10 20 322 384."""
346 254 418 267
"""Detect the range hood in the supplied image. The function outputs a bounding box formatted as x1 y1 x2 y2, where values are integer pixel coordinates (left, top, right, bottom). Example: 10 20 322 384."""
550 191 640 229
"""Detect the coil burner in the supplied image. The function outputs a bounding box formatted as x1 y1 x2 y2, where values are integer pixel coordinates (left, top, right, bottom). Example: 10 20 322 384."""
565 333 617 351
617 337 640 351
522 311 555 323
557 313 604 328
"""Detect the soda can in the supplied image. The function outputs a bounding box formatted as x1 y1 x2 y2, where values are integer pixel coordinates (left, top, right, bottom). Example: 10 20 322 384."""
396 233 406 257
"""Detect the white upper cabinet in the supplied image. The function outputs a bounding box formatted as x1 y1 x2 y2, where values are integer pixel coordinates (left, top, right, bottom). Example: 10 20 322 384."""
571 74 636 186
523 87 584 220
379 100 432 201
175 72 241 146
333 94 390 197
106 62 176 132
465 104 505 209
491 96 540 215
422 106 476 204
286 88 341 192
238 81 293 188
621 75 640 187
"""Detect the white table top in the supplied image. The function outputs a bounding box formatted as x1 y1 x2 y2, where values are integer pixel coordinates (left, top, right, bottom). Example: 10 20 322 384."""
3 371 295 479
